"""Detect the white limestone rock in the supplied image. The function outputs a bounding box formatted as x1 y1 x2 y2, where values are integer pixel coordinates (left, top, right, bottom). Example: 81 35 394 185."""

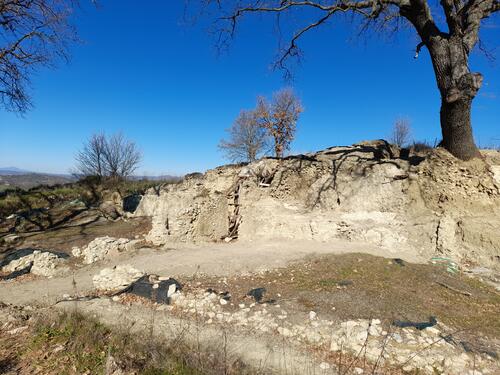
93 265 145 292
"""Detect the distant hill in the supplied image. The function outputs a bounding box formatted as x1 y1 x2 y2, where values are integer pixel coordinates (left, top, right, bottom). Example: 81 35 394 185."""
0 172 76 190
0 167 182 191
0 167 32 176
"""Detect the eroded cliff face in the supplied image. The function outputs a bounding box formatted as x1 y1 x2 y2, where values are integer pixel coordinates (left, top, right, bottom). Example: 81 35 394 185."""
135 141 500 269
135 166 239 244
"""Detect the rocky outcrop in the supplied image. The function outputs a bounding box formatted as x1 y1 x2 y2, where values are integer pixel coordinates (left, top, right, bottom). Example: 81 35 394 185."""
135 142 500 269
135 167 238 244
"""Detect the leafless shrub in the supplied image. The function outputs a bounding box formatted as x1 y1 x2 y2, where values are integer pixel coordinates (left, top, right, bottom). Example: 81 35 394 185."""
75 132 142 179
219 109 270 163
257 88 303 158
411 140 435 153
390 118 412 148
483 138 500 151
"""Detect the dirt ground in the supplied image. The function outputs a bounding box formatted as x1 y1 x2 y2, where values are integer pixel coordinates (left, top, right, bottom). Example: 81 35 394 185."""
0 216 151 262
1 219 499 374
189 253 500 355
0 238 419 306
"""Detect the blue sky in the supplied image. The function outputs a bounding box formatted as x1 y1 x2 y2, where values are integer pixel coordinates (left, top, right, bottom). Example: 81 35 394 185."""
0 1 498 175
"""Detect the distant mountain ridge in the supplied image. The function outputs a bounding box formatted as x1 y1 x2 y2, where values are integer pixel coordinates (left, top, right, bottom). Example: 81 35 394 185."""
0 173 76 190
1 167 181 179
0 167 182 190
0 167 76 178
0 167 33 175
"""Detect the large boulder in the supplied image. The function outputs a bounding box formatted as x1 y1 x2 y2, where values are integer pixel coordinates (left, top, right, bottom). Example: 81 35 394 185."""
93 265 145 293
98 201 122 220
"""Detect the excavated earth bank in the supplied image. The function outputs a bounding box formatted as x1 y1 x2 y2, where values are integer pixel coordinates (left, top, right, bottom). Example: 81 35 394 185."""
135 141 500 270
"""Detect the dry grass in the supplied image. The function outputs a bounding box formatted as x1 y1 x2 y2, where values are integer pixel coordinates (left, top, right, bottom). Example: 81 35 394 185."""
15 311 200 374
0 309 258 375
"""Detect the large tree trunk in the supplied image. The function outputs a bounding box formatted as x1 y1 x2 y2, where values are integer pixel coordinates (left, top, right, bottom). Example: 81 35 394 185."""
402 3 482 161
418 34 482 160
427 37 482 160
440 97 480 160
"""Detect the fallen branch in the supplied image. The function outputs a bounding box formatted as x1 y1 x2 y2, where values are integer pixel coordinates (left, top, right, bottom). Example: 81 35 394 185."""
435 281 472 297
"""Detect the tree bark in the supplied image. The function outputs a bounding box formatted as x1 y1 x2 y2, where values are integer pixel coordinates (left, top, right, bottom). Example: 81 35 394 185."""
426 37 482 160
440 97 480 160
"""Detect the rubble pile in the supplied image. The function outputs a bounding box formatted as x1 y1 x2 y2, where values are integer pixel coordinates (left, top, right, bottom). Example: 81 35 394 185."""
1 250 67 278
72 236 139 264
164 287 497 375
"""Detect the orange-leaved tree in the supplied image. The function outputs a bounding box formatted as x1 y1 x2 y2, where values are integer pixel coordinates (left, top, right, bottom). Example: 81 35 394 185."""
257 88 303 159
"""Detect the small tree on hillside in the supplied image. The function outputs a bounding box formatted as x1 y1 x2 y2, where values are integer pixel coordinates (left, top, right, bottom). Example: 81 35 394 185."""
390 118 412 147
219 109 270 163
75 132 142 179
257 88 303 158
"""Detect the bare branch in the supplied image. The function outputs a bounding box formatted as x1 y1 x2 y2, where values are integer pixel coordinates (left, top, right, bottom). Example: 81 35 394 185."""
275 10 335 74
213 0 408 74
0 0 80 113
400 0 442 41
440 0 460 34
414 41 426 58
452 0 499 53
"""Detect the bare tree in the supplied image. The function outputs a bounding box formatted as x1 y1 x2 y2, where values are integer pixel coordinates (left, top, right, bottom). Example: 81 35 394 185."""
390 117 412 147
193 0 500 161
0 0 81 113
103 133 142 178
257 88 303 158
219 109 270 162
75 132 106 177
75 132 142 179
